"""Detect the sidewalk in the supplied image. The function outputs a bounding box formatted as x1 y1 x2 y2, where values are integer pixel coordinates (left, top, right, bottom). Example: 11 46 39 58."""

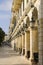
0 46 29 65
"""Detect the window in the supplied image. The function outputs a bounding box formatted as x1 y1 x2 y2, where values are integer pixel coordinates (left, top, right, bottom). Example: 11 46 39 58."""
23 0 24 11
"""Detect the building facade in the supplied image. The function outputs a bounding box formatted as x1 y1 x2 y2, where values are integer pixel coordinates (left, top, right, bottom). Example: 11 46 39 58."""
9 0 43 65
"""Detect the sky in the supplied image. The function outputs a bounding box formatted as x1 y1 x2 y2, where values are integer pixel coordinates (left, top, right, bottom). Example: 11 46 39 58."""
0 0 12 34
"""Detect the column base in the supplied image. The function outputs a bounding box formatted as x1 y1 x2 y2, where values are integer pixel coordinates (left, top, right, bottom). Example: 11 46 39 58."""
25 51 30 58
29 58 38 65
33 52 38 63
22 49 25 55
27 51 30 58
29 57 34 62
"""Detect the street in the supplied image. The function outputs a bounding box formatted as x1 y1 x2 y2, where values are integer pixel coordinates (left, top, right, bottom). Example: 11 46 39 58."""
0 46 30 65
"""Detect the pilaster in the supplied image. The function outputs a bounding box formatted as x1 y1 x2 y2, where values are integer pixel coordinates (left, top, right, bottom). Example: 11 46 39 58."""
38 0 43 65
38 19 43 65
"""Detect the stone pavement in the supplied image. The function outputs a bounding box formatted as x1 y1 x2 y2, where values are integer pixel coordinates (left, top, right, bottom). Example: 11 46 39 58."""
0 46 30 65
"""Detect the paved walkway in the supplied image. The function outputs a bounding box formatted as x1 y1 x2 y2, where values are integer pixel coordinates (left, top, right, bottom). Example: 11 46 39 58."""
0 46 30 65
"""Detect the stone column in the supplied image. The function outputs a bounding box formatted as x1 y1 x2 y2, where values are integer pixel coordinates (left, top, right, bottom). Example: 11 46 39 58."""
16 37 18 52
24 0 26 8
33 28 38 53
30 26 38 61
25 31 30 58
17 37 19 51
32 27 38 62
19 35 22 54
18 36 20 51
30 27 34 61
15 38 17 52
38 0 43 65
22 33 25 55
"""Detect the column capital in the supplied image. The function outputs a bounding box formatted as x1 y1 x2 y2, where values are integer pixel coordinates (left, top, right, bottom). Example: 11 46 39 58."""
30 26 38 30
24 29 30 33
21 31 25 35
